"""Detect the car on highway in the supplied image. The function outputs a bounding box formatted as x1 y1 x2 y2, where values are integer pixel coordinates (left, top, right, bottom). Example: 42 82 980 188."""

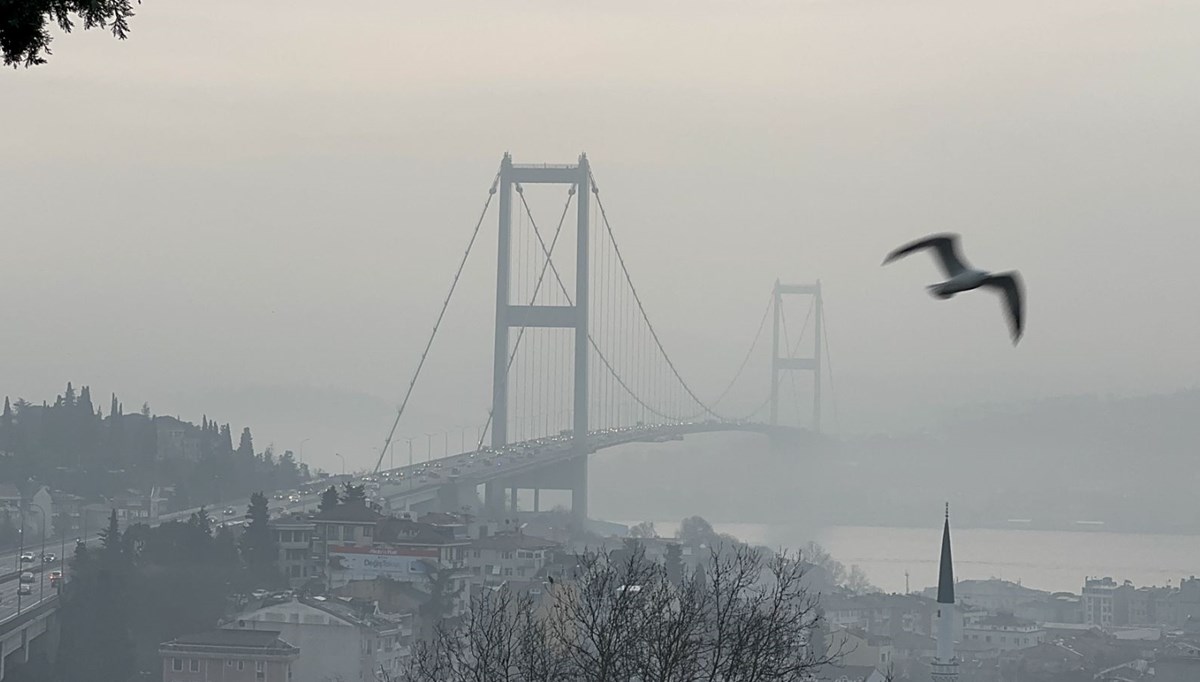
223 507 237 516
251 589 270 600
48 570 63 586
42 553 56 563
19 572 35 584
17 584 32 596
19 552 34 563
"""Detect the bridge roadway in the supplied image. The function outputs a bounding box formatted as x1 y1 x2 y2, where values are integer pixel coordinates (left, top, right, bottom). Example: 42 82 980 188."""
360 420 811 517
233 421 810 521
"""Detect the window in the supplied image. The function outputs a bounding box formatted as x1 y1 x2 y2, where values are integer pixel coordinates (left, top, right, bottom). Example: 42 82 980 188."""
190 659 200 672
172 658 183 672
238 661 245 671
473 550 480 558
257 661 265 672
363 526 373 538
228 660 235 667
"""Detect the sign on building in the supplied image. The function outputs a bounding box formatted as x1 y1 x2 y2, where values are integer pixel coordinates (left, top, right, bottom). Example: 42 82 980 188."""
328 544 439 582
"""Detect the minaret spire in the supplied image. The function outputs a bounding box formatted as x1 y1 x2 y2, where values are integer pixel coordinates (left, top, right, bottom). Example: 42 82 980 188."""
932 503 960 682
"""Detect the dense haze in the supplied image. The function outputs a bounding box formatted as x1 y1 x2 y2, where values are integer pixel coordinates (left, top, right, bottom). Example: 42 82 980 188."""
4 0 1200 485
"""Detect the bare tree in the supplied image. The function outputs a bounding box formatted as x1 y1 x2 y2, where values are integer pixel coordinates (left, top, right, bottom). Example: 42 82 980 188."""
548 544 663 682
407 543 839 682
409 585 529 682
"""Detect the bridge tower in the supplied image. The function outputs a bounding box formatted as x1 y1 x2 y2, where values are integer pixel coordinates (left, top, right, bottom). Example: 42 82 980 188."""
490 153 591 518
770 280 823 432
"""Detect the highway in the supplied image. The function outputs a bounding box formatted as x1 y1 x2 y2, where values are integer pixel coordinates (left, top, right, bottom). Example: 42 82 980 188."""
0 421 789 626
283 420 785 514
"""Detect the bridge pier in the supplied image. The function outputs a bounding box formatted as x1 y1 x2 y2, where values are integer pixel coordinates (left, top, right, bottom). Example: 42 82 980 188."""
533 488 540 513
571 455 588 521
483 481 504 518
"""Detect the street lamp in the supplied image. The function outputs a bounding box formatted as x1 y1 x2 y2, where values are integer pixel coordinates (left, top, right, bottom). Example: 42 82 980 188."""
425 433 435 462
15 527 23 613
298 438 311 464
334 452 346 476
29 502 47 605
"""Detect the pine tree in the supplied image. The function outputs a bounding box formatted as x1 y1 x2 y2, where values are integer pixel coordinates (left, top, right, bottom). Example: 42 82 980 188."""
188 507 213 536
241 492 278 585
99 509 121 555
318 486 340 513
237 427 254 458
220 424 233 453
341 482 367 507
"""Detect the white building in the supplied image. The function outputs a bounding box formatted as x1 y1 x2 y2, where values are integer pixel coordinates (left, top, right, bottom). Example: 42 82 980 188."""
224 596 412 682
1082 577 1119 627
466 532 559 584
961 612 1045 652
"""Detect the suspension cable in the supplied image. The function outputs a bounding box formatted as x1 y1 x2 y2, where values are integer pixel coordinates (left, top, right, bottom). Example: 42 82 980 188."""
821 300 839 435
588 170 725 420
708 289 773 408
512 186 688 423
474 186 576 451
373 166 502 474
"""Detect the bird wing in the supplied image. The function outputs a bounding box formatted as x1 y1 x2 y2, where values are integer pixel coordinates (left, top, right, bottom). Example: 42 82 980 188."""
882 233 970 277
981 272 1024 344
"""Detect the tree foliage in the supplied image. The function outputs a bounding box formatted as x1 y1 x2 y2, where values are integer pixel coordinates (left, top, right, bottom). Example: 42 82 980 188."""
241 491 280 586
319 485 341 512
629 520 658 539
59 511 251 678
341 481 367 507
0 384 307 507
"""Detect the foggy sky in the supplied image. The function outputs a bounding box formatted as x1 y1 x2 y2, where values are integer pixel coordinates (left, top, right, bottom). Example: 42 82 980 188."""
3 0 1199 473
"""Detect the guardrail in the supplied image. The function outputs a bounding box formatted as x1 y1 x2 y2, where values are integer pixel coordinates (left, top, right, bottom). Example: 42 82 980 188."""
0 593 59 630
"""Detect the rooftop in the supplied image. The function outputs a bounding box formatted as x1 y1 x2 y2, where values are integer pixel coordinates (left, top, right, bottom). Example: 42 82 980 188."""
972 612 1039 629
161 629 298 656
311 505 386 523
417 512 467 526
376 518 462 545
470 533 559 552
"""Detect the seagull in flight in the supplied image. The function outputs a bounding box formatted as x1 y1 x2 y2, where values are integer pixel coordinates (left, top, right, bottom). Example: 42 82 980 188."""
882 233 1025 344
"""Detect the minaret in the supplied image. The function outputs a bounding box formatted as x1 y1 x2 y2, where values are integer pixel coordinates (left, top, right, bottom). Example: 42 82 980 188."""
932 503 960 682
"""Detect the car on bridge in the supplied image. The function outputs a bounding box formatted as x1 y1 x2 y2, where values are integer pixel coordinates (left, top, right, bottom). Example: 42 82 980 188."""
19 572 35 584
19 552 34 563
42 552 56 563
48 570 62 586
18 584 32 596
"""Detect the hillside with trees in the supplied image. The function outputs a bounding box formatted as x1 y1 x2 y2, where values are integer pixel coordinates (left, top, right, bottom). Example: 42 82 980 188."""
0 382 309 508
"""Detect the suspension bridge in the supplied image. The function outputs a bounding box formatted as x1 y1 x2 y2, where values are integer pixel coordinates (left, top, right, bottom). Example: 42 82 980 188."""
367 153 837 520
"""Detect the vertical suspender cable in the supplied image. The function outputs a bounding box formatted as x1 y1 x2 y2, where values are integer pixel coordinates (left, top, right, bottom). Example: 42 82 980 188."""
372 166 502 474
